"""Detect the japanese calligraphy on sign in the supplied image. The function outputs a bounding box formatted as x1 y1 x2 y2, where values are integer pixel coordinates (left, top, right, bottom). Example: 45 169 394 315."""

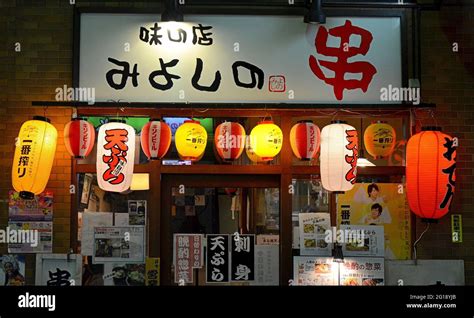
79 14 401 103
173 234 203 284
230 234 255 282
206 234 230 283
340 258 384 286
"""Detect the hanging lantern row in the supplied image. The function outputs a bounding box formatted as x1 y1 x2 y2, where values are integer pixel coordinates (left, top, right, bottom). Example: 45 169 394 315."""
13 116 458 221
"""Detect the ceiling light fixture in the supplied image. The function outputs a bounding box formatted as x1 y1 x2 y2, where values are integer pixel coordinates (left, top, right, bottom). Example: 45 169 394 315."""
304 0 326 24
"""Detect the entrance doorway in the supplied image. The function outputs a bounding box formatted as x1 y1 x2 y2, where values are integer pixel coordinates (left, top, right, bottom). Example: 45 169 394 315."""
161 174 280 285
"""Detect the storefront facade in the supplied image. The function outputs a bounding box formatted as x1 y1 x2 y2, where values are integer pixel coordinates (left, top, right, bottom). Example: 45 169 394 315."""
1 0 473 286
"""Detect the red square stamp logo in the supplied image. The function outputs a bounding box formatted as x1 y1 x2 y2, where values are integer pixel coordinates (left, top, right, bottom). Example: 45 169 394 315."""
269 75 286 92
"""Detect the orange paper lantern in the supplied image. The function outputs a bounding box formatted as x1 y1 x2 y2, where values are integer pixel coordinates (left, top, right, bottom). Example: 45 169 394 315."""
406 127 457 220
364 121 396 159
140 119 172 160
290 120 321 160
214 122 246 161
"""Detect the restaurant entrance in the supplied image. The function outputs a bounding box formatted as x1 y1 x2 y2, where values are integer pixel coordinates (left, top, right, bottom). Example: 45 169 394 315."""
160 174 280 285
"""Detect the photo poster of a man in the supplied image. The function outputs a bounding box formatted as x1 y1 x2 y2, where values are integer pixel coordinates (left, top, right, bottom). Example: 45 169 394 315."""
336 183 411 260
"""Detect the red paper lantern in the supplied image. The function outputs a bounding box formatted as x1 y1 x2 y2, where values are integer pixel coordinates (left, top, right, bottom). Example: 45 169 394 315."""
140 119 172 160
214 122 246 161
406 127 457 220
64 118 95 159
290 120 321 160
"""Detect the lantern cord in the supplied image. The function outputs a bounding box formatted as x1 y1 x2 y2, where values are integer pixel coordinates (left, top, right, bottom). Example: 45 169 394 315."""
43 106 48 118
413 222 430 265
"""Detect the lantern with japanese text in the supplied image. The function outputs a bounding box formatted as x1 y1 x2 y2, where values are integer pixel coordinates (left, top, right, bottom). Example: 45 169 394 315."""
364 121 396 159
96 119 136 193
245 135 270 163
406 127 457 220
12 116 58 199
64 118 95 159
214 122 246 161
175 120 207 161
290 121 321 160
140 119 172 160
249 121 283 161
320 121 358 192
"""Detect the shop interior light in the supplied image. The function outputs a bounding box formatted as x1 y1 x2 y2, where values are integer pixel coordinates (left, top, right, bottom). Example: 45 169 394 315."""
161 0 183 22
131 173 150 191
304 0 326 24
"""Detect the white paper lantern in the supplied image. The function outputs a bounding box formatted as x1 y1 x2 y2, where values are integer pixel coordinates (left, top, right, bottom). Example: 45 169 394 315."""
320 121 358 192
96 120 136 192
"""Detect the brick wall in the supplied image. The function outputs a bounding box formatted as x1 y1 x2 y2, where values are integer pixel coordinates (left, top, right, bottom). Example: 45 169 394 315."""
0 0 473 284
417 5 474 284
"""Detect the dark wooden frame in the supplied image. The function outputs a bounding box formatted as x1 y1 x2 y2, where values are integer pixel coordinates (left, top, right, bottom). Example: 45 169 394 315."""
71 107 408 285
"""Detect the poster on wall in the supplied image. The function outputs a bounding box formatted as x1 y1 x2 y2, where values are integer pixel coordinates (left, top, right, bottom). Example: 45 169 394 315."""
103 263 146 286
339 257 385 286
293 256 338 286
128 200 147 225
145 257 160 286
7 222 53 253
79 14 402 104
93 226 145 263
230 234 255 282
8 190 53 221
0 255 26 286
337 183 411 259
173 234 204 284
299 213 331 256
35 254 82 286
340 225 384 257
80 212 114 256
252 245 279 286
206 234 230 283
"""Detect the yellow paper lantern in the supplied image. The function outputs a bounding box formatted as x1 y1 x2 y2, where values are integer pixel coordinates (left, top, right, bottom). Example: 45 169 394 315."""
364 121 396 159
12 116 58 199
249 120 283 161
245 135 271 163
175 120 207 161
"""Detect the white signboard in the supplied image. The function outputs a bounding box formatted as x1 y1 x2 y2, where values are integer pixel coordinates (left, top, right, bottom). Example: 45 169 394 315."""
79 14 401 104
299 212 331 256
341 225 384 257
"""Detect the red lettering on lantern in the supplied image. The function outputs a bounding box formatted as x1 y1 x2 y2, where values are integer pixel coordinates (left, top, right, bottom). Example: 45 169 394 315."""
345 129 358 184
102 129 129 185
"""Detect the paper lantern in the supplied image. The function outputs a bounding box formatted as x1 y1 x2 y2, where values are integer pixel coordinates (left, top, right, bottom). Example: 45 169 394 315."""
12 116 58 199
64 118 95 159
245 135 270 163
175 120 207 161
96 120 136 192
320 121 358 192
364 121 396 159
140 119 172 160
214 122 246 161
249 120 283 161
406 127 456 220
290 120 321 160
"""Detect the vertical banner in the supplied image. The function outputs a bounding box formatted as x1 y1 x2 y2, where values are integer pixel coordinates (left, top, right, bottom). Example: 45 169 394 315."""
173 234 204 284
145 257 160 286
230 234 255 282
206 234 229 283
